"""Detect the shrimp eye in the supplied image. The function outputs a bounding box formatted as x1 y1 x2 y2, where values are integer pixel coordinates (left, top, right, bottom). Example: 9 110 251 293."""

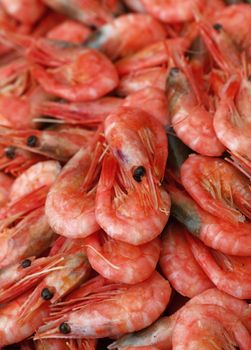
59 322 71 334
213 23 223 32
133 166 146 182
41 288 54 300
5 146 16 159
27 135 38 147
169 67 180 76
21 259 32 268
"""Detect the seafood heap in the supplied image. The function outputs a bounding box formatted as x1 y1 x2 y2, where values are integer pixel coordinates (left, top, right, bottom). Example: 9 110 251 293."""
0 0 250 349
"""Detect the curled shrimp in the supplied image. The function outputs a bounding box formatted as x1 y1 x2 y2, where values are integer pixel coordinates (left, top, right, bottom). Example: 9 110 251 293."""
187 233 251 299
47 20 92 44
0 126 95 162
167 184 251 256
86 13 166 60
172 303 251 350
180 154 251 223
96 107 170 245
0 291 49 347
35 272 171 339
117 66 168 96
85 230 161 284
141 0 205 23
45 137 104 239
159 222 213 298
0 0 46 24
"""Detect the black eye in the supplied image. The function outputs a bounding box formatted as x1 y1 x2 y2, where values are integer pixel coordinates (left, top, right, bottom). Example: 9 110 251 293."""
21 259 32 268
169 67 180 76
213 23 223 32
133 166 146 182
5 146 16 159
27 135 38 147
59 322 71 334
41 288 54 300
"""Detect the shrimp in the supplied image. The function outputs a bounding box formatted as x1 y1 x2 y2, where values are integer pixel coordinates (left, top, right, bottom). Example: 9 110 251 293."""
35 339 97 350
47 20 92 44
159 222 213 298
187 233 251 299
0 171 13 207
0 206 55 268
0 0 46 24
117 66 168 96
96 107 170 245
86 13 166 60
45 135 103 239
0 291 49 347
85 230 161 284
180 154 251 223
35 272 171 339
122 87 169 126
0 126 95 162
166 58 225 156
172 304 251 350
42 0 113 27
140 0 205 23
35 97 123 125
167 184 251 256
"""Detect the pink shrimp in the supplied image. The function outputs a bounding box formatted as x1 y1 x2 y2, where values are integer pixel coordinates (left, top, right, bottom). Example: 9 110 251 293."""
117 66 168 96
180 154 251 223
45 136 104 239
187 233 251 299
172 304 251 349
47 20 92 43
159 222 213 298
35 272 171 339
0 126 95 162
86 13 166 60
0 291 49 347
141 0 205 23
1 0 46 24
0 206 55 268
85 230 161 284
96 107 170 245
42 0 113 27
167 184 251 256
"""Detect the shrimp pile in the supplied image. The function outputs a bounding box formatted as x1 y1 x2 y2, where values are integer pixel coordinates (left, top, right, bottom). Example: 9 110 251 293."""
0 0 251 349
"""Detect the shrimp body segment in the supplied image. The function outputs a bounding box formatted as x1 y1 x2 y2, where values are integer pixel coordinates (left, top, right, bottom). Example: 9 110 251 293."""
36 272 171 339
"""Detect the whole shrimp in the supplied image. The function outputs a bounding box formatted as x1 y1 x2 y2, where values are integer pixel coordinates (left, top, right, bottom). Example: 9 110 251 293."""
45 134 104 239
35 272 171 339
0 291 49 347
86 13 166 60
159 222 213 298
96 107 170 245
85 230 161 284
1 0 46 24
180 154 251 223
167 184 251 256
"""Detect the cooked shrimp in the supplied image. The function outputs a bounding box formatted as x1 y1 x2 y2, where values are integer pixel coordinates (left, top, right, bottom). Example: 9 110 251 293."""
167 184 251 256
187 233 251 299
172 304 251 350
45 136 103 238
0 206 55 268
166 61 225 156
160 222 213 297
117 66 167 96
0 126 95 162
42 0 113 27
85 230 161 284
47 20 92 43
9 160 61 204
86 13 166 60
181 154 251 223
96 107 170 245
35 272 171 339
141 0 205 23
1 0 46 24
0 292 49 347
